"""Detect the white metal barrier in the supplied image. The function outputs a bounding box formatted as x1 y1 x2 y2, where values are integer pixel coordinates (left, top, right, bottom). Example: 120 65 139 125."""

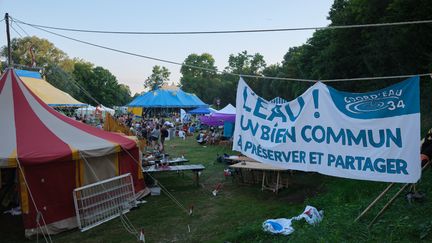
73 173 136 232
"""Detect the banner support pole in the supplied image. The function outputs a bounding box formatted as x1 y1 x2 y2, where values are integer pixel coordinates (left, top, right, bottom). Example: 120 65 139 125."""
354 183 394 222
358 161 430 226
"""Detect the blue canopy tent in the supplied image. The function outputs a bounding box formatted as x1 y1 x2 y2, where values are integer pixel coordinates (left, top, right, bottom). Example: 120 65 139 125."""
127 87 207 117
128 88 207 108
188 107 212 114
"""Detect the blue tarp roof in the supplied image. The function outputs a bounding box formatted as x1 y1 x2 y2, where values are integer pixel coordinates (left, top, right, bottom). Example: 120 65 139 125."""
188 107 212 114
128 88 207 108
15 69 43 79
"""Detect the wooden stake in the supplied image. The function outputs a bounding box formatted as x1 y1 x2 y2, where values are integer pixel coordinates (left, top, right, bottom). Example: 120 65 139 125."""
354 183 394 222
356 161 430 223
368 183 410 227
367 161 430 227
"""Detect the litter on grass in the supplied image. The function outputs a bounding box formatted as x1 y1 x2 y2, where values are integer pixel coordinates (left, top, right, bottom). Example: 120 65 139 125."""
263 205 323 235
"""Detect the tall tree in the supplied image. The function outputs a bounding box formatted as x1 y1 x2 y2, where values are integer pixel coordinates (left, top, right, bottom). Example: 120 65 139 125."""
275 0 432 132
92 66 119 106
225 50 266 75
44 64 80 98
221 51 266 105
117 84 132 105
73 62 132 106
1 36 132 107
181 53 217 79
0 37 84 100
72 61 96 105
1 36 70 69
144 65 170 91
180 53 221 105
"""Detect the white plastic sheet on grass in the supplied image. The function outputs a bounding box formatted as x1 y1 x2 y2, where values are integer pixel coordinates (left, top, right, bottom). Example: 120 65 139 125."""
263 205 323 235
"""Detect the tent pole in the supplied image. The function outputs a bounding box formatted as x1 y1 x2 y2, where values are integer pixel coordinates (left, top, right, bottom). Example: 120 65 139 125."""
5 13 12 67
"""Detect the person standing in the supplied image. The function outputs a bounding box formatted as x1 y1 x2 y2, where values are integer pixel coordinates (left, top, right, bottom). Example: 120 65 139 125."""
150 124 161 150
160 125 169 152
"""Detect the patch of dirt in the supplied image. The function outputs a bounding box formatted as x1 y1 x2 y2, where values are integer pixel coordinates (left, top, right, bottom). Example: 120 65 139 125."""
275 172 327 203
278 185 325 203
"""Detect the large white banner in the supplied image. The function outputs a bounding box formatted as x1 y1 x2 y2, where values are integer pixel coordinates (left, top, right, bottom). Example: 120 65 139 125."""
233 77 421 183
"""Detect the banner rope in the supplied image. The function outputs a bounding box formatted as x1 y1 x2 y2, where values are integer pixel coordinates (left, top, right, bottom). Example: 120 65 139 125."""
12 16 432 35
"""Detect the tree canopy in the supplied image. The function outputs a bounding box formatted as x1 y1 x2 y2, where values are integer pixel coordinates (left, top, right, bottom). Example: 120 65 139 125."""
178 0 431 131
1 0 430 131
144 65 171 91
1 36 133 107
180 53 222 106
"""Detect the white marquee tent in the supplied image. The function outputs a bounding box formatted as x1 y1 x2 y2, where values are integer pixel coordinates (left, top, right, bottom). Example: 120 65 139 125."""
75 104 115 118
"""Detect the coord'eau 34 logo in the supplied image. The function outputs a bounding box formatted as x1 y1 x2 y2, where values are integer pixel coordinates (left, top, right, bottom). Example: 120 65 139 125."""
344 89 405 114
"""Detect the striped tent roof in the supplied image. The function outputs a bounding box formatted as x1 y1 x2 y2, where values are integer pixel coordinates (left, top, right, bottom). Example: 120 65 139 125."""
0 68 136 167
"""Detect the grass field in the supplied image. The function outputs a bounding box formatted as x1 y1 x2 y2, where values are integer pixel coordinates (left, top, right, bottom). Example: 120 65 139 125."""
3 137 432 242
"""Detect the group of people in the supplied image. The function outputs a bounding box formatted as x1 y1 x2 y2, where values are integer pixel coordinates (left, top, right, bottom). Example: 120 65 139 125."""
196 127 221 145
113 111 207 152
129 118 172 152
115 112 224 150
178 123 198 140
116 113 134 127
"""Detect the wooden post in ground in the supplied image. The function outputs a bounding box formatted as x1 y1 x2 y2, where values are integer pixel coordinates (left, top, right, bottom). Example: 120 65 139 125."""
355 161 430 223
354 183 394 222
366 161 430 227
368 183 410 227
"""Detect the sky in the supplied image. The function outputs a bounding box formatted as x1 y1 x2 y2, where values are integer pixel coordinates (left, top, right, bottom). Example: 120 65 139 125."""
0 0 334 94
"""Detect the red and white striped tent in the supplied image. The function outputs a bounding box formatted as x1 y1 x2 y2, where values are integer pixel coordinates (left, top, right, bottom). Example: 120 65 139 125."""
0 69 148 237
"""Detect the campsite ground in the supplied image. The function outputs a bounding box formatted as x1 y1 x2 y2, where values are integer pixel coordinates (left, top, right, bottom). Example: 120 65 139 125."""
2 137 432 242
